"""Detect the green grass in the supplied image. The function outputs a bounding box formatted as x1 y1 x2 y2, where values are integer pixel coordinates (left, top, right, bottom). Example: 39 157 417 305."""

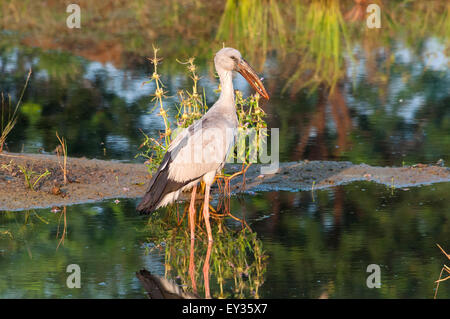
17 165 51 191
0 69 32 153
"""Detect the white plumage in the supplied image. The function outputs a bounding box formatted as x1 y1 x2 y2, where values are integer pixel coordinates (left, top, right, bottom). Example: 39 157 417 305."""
137 47 269 242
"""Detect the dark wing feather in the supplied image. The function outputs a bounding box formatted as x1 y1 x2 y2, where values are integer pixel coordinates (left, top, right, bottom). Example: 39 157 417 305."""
136 119 206 214
136 150 190 214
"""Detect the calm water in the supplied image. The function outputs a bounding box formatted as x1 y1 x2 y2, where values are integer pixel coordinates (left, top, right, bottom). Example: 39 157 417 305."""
1 37 448 166
0 0 449 299
0 182 449 298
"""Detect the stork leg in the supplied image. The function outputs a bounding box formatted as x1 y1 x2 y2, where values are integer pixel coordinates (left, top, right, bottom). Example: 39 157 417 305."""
189 184 197 241
189 238 197 294
203 241 213 299
203 184 213 242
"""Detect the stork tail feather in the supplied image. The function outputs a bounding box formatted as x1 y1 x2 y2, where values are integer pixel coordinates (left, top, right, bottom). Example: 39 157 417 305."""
137 167 187 214
137 149 201 214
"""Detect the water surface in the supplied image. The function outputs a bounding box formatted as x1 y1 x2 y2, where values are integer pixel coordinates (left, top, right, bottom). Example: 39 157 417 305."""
1 182 448 298
0 0 449 299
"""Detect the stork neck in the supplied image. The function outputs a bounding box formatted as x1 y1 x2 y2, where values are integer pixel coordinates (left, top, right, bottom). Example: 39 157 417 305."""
217 70 235 107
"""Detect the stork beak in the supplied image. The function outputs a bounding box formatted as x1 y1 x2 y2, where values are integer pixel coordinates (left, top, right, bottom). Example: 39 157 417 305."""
237 59 269 100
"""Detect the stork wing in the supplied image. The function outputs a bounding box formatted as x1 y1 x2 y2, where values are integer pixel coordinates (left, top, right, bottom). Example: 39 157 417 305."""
136 114 236 213
165 115 236 183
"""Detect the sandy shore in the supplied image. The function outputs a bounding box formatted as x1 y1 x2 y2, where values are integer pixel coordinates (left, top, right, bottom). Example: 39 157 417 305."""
1 152 449 211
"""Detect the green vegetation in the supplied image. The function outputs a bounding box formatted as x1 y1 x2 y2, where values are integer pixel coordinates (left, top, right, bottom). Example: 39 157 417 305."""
434 244 450 299
55 131 68 185
17 165 51 191
1 1 448 89
135 47 209 173
0 1 447 165
0 69 31 153
284 0 351 93
216 0 288 68
145 209 267 298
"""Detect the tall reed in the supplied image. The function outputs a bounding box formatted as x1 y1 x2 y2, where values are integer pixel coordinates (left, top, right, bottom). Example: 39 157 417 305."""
0 69 32 153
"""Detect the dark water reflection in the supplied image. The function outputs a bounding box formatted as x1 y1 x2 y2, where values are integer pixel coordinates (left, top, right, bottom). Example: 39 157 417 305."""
0 34 448 165
241 182 450 298
0 0 449 299
1 182 448 298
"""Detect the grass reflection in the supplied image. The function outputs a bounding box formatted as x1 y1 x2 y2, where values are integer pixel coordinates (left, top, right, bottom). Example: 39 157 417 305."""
434 244 450 299
0 1 448 165
0 202 148 298
216 0 288 68
284 0 351 93
1 0 448 89
145 206 268 299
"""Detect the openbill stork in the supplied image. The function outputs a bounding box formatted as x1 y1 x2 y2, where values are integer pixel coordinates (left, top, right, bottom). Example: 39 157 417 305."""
137 48 269 242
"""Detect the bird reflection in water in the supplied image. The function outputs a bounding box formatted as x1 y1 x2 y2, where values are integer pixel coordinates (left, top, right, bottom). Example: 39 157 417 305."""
141 201 267 299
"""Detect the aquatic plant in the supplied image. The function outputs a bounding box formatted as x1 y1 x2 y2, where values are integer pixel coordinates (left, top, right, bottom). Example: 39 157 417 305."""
55 132 68 185
135 46 171 173
0 230 13 239
145 209 267 299
175 57 208 128
17 165 51 191
0 69 31 153
434 244 450 299
56 207 67 250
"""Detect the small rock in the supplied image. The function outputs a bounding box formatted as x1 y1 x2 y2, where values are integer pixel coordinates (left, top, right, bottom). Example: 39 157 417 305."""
51 186 61 195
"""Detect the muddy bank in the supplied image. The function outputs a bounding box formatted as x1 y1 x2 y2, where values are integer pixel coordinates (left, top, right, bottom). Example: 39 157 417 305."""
226 161 450 192
1 152 449 211
0 152 149 211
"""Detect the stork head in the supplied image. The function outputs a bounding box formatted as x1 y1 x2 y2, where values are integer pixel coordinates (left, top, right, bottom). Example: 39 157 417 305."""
214 47 269 100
